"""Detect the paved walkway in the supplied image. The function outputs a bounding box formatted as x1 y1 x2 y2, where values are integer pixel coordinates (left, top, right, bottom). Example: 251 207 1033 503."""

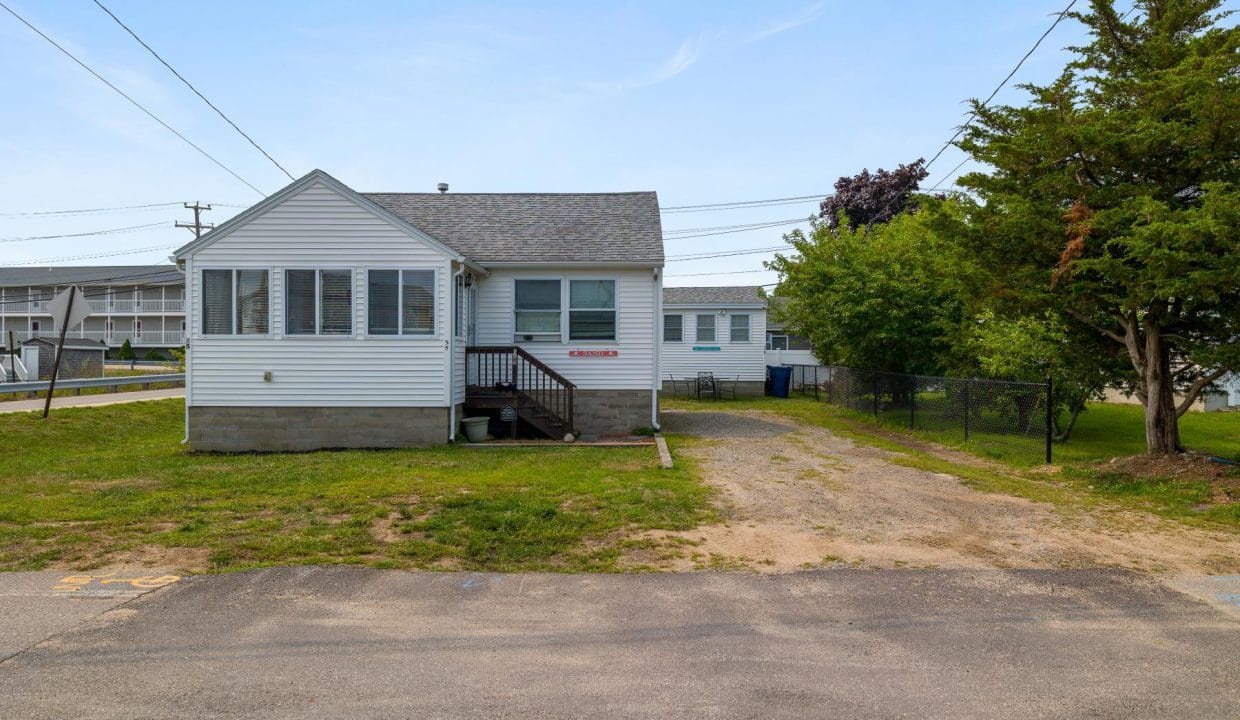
0 387 183 414
0 567 1236 719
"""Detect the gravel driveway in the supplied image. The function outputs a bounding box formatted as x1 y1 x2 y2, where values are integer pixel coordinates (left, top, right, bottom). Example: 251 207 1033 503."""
652 408 1240 576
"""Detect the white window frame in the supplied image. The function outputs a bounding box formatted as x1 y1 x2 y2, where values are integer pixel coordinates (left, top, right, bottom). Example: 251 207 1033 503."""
663 313 683 343
567 278 617 342
513 276 621 344
283 268 354 338
696 314 716 343
364 267 438 338
767 334 789 351
199 268 273 337
514 277 564 343
729 313 751 343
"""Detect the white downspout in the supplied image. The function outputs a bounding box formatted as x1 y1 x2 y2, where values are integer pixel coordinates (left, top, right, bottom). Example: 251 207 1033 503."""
448 262 465 443
650 266 662 430
178 257 190 445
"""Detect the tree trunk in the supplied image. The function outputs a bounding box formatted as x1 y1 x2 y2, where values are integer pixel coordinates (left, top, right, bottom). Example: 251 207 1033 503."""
1141 328 1181 455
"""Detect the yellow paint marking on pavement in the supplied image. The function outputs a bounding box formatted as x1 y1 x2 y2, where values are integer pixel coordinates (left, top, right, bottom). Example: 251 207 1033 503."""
52 573 180 595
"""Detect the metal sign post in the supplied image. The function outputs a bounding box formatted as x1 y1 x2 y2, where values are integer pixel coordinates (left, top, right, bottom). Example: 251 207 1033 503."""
42 286 91 419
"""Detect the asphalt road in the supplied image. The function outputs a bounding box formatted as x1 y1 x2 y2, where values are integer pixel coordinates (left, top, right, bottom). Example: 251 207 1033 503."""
0 567 1236 719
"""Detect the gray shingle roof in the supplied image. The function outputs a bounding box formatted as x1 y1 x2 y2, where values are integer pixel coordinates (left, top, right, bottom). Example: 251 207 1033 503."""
663 286 766 306
363 192 664 265
0 265 182 287
22 337 107 350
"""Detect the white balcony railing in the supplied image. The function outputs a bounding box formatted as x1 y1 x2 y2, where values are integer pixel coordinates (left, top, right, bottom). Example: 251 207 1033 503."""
2 299 184 315
3 330 185 347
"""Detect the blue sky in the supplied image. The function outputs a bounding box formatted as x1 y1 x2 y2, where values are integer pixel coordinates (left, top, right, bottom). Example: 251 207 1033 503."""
0 1 1129 285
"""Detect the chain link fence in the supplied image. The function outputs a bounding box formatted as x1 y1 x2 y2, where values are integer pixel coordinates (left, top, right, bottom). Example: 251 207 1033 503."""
786 365 1053 464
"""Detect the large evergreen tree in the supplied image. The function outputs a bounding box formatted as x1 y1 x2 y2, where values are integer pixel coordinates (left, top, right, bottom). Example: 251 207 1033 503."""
958 0 1239 454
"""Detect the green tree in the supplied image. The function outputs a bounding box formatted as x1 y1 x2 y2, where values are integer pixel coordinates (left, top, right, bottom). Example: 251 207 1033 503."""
957 0 1239 454
117 338 135 360
767 207 975 375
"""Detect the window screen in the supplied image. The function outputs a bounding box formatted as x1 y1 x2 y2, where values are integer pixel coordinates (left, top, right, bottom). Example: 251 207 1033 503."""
515 279 561 340
235 270 269 334
402 270 434 335
202 269 233 335
569 280 615 341
730 314 750 343
284 270 317 335
367 270 399 335
663 314 683 342
320 270 353 335
696 314 716 343
367 269 434 336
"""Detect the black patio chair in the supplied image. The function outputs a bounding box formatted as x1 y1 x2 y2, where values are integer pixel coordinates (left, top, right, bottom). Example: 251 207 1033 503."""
716 374 740 400
696 372 717 400
667 374 692 398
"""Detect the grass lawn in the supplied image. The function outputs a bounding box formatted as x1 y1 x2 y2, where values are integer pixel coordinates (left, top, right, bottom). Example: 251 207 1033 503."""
666 397 1240 529
0 399 713 573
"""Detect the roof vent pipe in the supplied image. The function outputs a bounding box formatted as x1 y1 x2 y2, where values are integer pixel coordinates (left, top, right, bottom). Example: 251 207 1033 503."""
437 182 449 193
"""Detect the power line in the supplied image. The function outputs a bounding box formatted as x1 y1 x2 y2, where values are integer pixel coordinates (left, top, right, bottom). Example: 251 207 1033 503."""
0 221 168 244
664 216 811 235
665 268 775 278
92 0 296 182
0 202 181 217
660 193 826 212
0 1 265 196
664 217 813 241
667 246 788 261
1 244 178 267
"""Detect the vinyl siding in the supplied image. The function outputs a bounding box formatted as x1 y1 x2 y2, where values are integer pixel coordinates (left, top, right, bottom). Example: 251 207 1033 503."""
186 180 456 407
765 349 819 366
473 269 658 391
661 305 767 382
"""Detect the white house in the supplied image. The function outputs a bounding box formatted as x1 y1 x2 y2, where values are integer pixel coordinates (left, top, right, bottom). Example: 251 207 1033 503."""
661 286 768 397
763 296 818 367
174 170 664 451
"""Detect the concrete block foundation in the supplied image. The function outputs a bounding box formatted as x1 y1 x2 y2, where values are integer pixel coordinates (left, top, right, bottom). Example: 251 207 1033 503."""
189 406 450 452
659 380 765 399
573 389 657 436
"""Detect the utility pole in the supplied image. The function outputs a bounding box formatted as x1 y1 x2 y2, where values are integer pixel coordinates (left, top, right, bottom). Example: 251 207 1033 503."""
175 201 214 238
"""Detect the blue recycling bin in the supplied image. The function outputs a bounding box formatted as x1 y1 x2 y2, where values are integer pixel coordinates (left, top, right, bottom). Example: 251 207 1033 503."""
767 365 791 398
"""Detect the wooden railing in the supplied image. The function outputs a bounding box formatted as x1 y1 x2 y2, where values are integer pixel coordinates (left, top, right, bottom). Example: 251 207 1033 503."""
466 346 576 433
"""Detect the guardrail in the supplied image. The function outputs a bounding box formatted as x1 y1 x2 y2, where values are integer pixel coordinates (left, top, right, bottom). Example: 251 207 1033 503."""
0 373 184 397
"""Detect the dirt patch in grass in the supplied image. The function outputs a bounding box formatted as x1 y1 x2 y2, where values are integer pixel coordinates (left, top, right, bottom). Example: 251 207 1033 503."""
1099 454 1240 504
648 408 1240 576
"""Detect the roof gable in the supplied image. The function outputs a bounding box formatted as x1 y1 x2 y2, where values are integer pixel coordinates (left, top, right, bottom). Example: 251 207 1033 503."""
173 170 465 263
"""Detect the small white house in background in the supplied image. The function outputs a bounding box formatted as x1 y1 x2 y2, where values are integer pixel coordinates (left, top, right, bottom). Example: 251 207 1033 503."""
174 169 664 451
661 286 768 396
763 296 818 367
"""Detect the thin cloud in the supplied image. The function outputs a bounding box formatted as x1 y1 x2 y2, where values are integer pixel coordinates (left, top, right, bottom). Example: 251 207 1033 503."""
746 1 828 44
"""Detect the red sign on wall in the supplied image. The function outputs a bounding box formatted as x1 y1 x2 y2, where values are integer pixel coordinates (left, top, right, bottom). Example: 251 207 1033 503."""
569 349 619 358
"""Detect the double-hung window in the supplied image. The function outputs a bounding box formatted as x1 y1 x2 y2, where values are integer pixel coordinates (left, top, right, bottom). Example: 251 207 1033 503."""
285 269 352 336
730 314 750 343
663 314 683 342
514 279 562 342
367 269 435 335
568 280 616 341
696 314 716 343
201 269 270 335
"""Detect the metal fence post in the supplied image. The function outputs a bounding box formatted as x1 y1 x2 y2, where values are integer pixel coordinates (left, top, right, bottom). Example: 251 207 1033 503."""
827 367 833 404
909 376 916 430
1045 376 1053 464
963 381 970 441
872 371 879 418
813 365 819 401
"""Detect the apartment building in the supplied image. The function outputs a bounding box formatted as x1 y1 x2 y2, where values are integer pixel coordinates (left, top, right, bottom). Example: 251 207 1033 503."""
0 266 186 352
